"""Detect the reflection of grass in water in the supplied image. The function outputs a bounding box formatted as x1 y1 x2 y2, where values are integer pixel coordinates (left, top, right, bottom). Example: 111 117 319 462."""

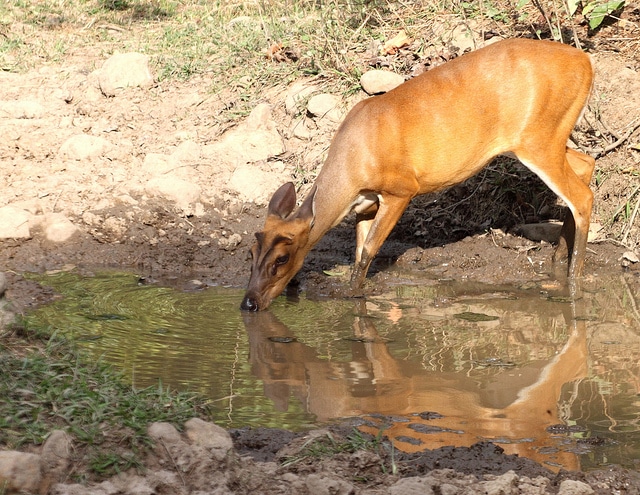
22 270 314 431
24 271 181 340
364 285 576 374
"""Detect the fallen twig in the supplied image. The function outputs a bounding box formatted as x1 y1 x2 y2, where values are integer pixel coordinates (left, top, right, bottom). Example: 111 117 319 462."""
583 118 640 158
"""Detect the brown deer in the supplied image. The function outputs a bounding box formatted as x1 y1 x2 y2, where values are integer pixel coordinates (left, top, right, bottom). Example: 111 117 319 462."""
242 38 595 311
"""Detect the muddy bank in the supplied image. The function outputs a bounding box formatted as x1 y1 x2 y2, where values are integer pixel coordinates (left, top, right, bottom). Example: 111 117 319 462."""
3 416 640 494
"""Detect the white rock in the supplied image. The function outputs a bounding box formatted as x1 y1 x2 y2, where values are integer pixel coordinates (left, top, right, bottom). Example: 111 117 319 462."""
217 233 243 251
449 23 477 53
285 80 319 114
0 100 45 119
557 479 595 495
8 198 42 215
0 206 30 238
147 422 182 444
103 217 128 241
41 213 79 243
171 140 201 163
40 430 72 481
206 104 285 165
622 251 640 263
184 418 233 459
59 134 113 160
291 118 313 140
95 52 154 97
145 176 202 207
0 451 42 494
307 93 343 123
481 470 518 495
360 69 405 95
142 153 178 175
305 473 355 495
245 103 276 131
389 476 435 495
227 164 287 205
51 479 118 495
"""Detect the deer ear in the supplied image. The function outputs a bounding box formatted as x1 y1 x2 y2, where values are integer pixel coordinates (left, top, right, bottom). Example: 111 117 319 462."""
267 182 297 218
296 185 317 228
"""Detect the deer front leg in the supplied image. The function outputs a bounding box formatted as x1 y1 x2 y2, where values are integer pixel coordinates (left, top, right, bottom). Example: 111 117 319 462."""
350 194 411 290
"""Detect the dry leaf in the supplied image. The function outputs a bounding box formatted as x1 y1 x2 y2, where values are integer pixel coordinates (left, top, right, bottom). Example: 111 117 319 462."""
265 42 283 60
382 30 410 55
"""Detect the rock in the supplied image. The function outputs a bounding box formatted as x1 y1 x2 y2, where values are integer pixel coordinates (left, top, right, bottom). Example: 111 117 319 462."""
217 233 242 251
9 198 42 215
102 217 128 241
245 103 276 131
291 117 313 140
59 134 113 161
481 470 518 495
39 213 79 243
285 80 319 114
51 479 117 495
147 422 212 479
622 251 639 263
40 430 72 490
588 221 602 242
0 206 31 238
0 451 42 494
307 93 343 123
147 422 182 444
110 472 156 495
0 99 45 119
142 153 179 176
41 430 72 473
449 23 477 53
184 418 233 460
305 473 355 495
145 176 202 208
205 103 285 165
515 222 562 243
227 164 286 204
558 479 594 495
360 69 405 95
95 52 154 97
172 140 201 163
389 476 435 495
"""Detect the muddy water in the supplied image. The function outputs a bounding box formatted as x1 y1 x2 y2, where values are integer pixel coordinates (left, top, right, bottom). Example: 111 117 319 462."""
24 270 640 472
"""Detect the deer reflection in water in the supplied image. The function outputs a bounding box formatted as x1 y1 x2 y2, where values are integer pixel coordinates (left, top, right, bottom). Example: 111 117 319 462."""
242 297 589 471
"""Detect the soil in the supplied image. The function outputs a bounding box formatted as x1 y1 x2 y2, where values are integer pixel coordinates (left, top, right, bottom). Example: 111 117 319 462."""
1 7 640 494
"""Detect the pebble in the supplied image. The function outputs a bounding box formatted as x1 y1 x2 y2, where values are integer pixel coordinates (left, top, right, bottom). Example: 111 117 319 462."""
360 69 405 95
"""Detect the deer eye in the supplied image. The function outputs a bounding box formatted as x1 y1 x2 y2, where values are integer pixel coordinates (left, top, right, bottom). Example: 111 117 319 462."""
275 254 290 266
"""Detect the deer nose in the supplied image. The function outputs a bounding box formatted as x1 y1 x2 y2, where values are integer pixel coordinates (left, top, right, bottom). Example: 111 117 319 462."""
240 296 259 312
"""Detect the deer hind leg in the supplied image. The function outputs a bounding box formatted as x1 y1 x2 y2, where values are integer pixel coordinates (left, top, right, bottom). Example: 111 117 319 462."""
518 146 594 279
351 194 411 290
552 148 596 276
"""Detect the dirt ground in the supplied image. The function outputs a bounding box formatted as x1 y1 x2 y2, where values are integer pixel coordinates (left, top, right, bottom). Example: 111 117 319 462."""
1 6 640 494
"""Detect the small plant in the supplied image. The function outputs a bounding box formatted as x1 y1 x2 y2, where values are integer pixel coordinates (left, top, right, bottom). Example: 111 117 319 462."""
280 428 394 473
568 0 625 29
